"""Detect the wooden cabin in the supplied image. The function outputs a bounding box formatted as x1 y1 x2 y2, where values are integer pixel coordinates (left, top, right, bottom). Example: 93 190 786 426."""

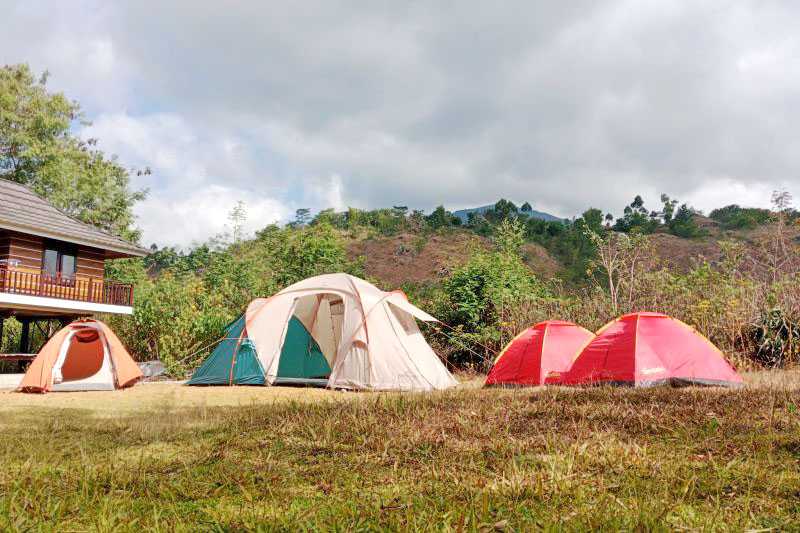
0 178 148 359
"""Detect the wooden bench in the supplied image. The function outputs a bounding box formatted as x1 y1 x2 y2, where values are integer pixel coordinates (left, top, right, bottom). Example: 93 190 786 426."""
0 353 36 362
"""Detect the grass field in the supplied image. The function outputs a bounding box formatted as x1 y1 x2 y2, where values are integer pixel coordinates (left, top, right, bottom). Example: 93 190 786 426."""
1 372 799 531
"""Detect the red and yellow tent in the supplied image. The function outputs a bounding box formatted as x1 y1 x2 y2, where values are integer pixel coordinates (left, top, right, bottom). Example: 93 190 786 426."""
486 321 594 387
19 319 142 393
561 312 743 387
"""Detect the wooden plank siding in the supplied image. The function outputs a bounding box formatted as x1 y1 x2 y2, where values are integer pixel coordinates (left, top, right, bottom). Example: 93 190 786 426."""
0 231 112 301
0 230 44 270
76 246 106 280
1 231 107 278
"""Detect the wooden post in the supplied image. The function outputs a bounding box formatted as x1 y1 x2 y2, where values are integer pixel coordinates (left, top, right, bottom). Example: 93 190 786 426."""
0 317 4 352
19 318 31 354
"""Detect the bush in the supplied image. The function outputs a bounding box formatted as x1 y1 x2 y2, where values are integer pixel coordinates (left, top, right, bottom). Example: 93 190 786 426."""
668 204 706 238
709 205 772 230
613 195 660 234
749 308 800 367
426 205 461 229
437 220 552 368
106 273 233 375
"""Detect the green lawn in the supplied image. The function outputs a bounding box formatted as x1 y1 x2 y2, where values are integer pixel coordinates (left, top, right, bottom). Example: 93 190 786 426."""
1 383 799 531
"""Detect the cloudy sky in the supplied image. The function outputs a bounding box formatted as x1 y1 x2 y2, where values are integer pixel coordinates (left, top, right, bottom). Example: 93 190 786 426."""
2 1 799 247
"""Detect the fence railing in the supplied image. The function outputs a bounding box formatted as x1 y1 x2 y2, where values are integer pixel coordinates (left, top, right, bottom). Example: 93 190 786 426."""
0 267 134 307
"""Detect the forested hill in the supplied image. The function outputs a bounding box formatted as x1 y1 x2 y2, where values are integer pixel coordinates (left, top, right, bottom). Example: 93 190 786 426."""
100 194 800 379
452 202 565 224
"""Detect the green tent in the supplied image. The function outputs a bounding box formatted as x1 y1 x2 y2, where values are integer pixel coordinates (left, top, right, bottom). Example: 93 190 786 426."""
187 315 332 386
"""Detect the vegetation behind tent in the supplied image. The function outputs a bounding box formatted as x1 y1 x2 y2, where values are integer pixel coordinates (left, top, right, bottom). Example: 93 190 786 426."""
96 197 800 378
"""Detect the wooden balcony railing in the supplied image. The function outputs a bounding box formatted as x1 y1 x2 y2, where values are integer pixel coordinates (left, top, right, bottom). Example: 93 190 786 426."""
0 267 134 307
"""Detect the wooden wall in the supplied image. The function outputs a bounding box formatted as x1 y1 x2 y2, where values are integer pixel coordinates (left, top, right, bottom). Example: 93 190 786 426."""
0 230 44 270
76 245 106 281
0 230 106 281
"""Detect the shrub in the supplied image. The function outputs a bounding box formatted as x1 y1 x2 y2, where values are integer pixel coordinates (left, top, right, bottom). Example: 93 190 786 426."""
749 308 800 367
668 204 706 238
709 204 772 230
437 221 552 368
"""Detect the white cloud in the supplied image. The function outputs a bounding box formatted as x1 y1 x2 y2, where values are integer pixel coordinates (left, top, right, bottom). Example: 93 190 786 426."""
301 174 347 213
135 185 289 248
3 1 800 245
81 111 289 245
684 179 788 215
0 2 128 111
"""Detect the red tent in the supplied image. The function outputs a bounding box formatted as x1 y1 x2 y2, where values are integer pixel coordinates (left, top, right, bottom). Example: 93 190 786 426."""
561 312 743 387
486 321 594 387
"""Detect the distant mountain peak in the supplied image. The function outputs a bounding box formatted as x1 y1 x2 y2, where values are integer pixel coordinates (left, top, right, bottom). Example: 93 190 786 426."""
452 203 564 223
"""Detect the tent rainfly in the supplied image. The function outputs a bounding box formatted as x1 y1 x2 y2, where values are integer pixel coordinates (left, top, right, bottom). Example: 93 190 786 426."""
485 320 594 387
19 319 143 393
561 312 744 387
189 273 457 391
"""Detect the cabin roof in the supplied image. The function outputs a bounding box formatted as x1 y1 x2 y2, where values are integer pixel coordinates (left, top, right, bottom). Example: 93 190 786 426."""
0 178 148 258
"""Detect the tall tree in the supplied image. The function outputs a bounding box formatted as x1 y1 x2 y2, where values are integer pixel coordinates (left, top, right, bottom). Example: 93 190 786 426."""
426 205 459 229
0 64 146 240
487 198 518 222
228 201 248 244
660 193 678 223
391 205 409 218
293 208 311 226
613 195 659 234
668 204 704 238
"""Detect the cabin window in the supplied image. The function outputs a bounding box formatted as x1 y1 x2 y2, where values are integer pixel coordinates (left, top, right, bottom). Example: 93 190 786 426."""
43 242 78 280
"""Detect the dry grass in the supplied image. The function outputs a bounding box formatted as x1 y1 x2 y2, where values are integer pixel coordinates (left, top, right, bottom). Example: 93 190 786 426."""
0 382 349 420
0 368 796 417
742 368 800 390
0 372 799 530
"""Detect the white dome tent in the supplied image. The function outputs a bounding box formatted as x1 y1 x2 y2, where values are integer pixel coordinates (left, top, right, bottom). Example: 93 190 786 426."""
243 273 457 391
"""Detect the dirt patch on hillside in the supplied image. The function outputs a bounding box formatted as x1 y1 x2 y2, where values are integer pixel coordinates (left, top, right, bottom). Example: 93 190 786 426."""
348 231 485 287
736 221 800 243
349 231 563 286
651 222 800 272
521 242 562 278
650 234 722 271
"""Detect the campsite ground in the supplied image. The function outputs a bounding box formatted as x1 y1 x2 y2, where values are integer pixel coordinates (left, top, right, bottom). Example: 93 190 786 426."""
1 371 799 530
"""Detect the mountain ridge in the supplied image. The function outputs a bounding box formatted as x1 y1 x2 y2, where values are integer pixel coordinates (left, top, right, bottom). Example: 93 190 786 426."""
452 203 565 223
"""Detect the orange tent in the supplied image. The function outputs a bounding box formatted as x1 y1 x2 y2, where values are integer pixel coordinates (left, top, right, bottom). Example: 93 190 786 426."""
19 319 142 393
561 312 743 387
485 321 594 386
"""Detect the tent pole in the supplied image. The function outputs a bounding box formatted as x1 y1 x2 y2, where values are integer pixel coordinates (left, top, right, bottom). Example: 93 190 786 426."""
228 327 246 385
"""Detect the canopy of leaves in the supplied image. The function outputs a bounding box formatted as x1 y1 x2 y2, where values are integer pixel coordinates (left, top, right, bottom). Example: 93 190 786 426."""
426 205 461 229
437 219 552 367
710 204 773 230
668 204 706 238
0 64 145 241
613 195 659 234
484 199 518 223
524 208 604 284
